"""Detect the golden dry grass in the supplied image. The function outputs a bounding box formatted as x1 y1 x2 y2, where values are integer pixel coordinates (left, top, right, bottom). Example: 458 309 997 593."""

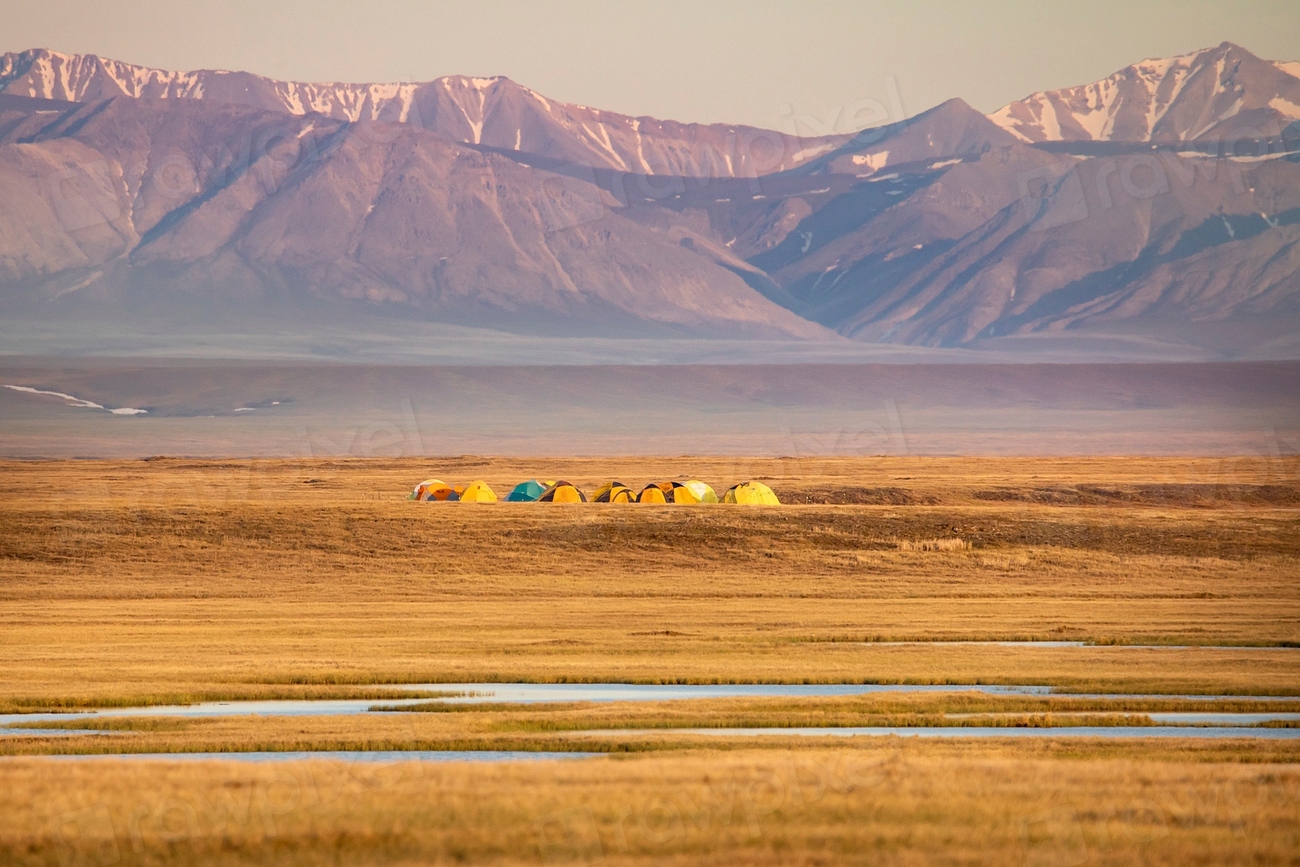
2 456 1299 707
3 746 1298 865
4 456 1300 863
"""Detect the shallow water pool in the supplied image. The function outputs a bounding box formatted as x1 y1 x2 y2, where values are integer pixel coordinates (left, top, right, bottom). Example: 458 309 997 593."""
578 726 1300 740
20 750 597 763
4 683 1297 732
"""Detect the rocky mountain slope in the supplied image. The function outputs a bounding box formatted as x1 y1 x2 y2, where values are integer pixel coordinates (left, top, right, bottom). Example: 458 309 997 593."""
990 42 1300 143
0 49 840 178
0 43 1297 355
0 94 828 338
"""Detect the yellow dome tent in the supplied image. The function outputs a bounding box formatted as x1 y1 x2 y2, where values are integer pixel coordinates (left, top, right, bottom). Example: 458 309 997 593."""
637 483 668 504
673 480 718 504
409 479 459 501
459 480 497 503
539 481 587 503
722 481 780 505
638 481 712 503
593 482 635 503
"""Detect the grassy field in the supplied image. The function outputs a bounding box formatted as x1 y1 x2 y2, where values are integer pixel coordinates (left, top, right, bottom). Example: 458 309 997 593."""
2 456 1298 706
4 745 1298 865
2 455 1298 863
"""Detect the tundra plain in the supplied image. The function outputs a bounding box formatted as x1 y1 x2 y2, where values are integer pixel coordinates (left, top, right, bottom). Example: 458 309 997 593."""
2 455 1299 864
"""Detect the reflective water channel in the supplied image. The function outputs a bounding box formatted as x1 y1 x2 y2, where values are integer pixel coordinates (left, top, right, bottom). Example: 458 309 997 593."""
29 750 596 763
6 683 1298 756
578 726 1300 740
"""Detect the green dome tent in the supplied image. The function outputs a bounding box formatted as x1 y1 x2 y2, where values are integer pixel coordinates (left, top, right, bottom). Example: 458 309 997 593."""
506 480 549 502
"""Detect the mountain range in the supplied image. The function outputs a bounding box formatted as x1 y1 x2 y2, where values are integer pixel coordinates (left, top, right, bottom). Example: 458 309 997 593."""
1 41 1298 357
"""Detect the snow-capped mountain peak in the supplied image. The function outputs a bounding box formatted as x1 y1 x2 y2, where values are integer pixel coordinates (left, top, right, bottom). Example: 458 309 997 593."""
0 48 839 177
989 42 1300 143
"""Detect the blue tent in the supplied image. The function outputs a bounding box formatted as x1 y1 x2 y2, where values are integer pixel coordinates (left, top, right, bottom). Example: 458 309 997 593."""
506 479 548 502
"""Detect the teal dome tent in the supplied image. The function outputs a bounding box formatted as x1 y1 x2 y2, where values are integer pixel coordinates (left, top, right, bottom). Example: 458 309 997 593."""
506 479 549 502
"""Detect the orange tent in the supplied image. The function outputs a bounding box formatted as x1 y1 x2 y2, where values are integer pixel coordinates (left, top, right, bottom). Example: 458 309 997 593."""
409 479 459 501
637 484 668 504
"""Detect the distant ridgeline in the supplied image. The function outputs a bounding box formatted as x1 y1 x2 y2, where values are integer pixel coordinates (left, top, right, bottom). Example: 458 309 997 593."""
0 42 1298 356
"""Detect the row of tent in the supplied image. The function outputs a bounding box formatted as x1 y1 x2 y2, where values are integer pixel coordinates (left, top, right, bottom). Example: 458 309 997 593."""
408 478 780 505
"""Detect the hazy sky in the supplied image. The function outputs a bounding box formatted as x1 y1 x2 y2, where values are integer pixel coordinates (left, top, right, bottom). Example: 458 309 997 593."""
6 0 1299 130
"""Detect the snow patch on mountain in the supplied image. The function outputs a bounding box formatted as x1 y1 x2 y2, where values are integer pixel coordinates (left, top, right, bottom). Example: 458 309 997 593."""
0 48 844 179
851 151 890 170
988 43 1300 143
1269 96 1300 118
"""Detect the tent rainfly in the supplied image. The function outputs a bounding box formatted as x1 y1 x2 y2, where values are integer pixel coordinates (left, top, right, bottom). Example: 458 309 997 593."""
674 479 718 503
410 479 459 501
639 481 711 503
506 480 549 502
459 480 497 503
722 481 780 505
593 482 635 503
539 481 587 503
637 483 669 504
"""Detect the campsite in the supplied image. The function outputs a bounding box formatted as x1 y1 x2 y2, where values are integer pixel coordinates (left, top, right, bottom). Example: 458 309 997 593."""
3 454 1299 864
409 477 759 504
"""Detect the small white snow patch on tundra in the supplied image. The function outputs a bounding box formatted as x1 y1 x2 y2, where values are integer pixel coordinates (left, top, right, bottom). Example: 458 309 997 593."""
4 385 147 415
